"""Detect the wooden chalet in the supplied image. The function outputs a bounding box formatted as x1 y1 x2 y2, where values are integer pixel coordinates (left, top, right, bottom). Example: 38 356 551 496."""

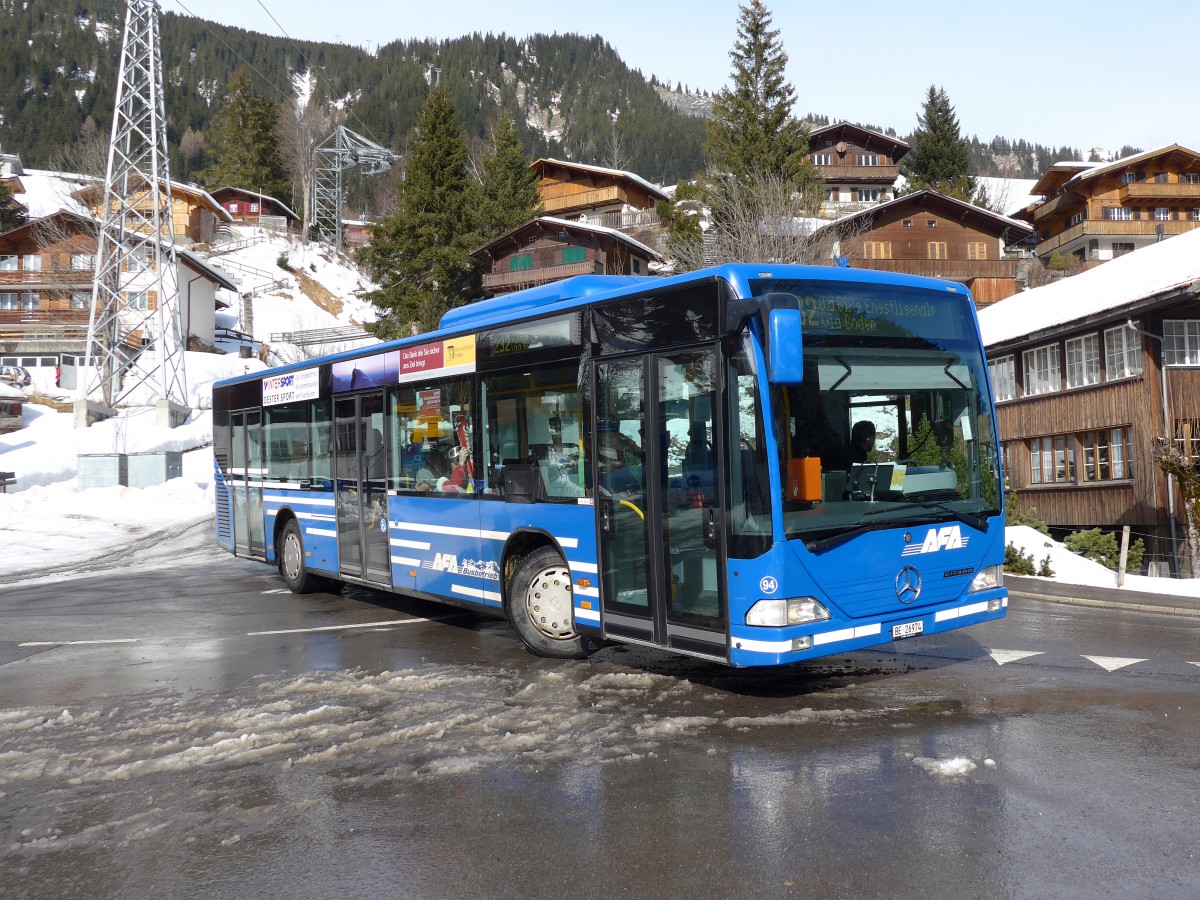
72 179 232 245
209 187 298 231
472 215 662 294
1016 144 1200 264
0 211 236 386
818 190 1034 306
980 225 1200 575
531 158 669 231
806 122 908 218
343 219 372 250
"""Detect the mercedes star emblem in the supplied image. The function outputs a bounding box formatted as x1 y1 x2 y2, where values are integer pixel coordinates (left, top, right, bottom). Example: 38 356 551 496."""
895 565 922 604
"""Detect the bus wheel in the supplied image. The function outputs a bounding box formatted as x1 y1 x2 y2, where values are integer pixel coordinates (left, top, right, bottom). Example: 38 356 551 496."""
507 547 591 659
279 519 319 594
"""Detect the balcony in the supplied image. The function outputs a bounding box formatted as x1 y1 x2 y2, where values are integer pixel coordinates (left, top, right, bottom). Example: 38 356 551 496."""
542 186 626 215
815 165 899 182
1118 183 1200 202
851 259 1021 279
0 270 95 287
483 259 604 291
1030 192 1083 222
1036 219 1200 255
580 208 661 231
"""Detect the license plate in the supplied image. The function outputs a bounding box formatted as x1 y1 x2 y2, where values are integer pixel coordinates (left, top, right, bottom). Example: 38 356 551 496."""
891 620 924 640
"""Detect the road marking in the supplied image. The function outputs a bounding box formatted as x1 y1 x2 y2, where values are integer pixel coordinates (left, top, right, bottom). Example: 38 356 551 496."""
247 618 438 636
18 639 139 647
987 649 1045 666
260 589 290 594
1189 662 1200 668
1082 655 1148 672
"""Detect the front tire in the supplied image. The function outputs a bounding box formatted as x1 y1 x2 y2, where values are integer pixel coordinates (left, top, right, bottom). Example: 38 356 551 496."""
506 547 591 659
279 518 320 594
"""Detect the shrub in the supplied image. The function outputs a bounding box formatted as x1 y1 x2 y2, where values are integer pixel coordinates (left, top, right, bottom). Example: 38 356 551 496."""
276 252 293 271
1004 542 1036 575
1038 555 1055 577
1064 528 1145 572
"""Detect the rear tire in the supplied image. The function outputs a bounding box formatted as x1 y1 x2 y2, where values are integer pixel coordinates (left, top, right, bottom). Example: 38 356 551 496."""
507 547 591 659
279 518 319 594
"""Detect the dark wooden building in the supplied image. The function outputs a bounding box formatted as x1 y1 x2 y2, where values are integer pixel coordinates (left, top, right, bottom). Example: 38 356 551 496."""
531 158 668 231
209 187 298 231
819 190 1034 305
472 216 662 294
980 225 1200 574
806 122 908 218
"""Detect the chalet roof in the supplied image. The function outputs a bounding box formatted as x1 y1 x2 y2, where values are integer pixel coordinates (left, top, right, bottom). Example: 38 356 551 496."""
1029 145 1200 196
471 215 663 261
72 179 233 223
979 226 1200 348
209 186 299 221
817 189 1034 240
8 169 97 219
530 158 669 202
808 122 910 157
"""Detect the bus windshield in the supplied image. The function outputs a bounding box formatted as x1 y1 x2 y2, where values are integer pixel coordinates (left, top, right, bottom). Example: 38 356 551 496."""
750 278 1003 545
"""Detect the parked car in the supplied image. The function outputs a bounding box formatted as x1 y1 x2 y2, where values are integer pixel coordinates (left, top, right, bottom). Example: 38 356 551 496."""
0 365 31 387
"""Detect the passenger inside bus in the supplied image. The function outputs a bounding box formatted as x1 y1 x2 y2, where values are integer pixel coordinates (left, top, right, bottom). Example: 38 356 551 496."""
415 448 450 492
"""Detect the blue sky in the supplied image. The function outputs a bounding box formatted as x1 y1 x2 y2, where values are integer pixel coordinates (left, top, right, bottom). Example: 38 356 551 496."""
173 0 1199 154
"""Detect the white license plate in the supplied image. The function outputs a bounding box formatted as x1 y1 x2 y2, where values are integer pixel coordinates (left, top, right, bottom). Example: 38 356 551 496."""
891 620 924 640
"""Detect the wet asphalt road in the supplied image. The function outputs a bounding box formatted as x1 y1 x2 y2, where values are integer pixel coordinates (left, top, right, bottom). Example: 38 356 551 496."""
1 523 1198 898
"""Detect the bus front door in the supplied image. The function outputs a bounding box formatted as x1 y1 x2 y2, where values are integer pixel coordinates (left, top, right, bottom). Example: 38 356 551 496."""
231 410 265 559
334 392 391 585
596 348 728 660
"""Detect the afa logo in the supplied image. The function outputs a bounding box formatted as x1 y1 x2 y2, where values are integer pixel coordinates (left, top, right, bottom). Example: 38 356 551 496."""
431 553 459 572
901 525 969 556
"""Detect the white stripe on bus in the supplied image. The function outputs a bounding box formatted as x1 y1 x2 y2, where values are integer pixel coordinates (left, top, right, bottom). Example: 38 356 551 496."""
389 520 579 549
575 607 601 622
569 561 599 574
812 623 882 646
305 527 337 537
573 585 600 598
391 555 423 567
935 600 991 622
451 584 502 603
390 537 431 550
263 494 335 506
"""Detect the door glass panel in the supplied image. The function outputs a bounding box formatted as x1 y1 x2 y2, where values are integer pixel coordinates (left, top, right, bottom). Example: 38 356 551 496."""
231 413 248 554
334 397 362 575
361 393 390 579
597 359 650 617
246 410 265 556
660 350 723 631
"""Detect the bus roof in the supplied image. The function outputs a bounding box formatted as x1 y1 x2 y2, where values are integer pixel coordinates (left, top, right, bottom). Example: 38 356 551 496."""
213 263 971 389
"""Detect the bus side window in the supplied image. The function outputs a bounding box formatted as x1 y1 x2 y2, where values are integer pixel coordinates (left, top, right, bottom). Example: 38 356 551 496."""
311 400 332 489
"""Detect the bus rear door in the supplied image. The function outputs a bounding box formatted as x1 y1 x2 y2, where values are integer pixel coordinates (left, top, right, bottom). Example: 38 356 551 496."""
596 347 728 661
334 391 391 585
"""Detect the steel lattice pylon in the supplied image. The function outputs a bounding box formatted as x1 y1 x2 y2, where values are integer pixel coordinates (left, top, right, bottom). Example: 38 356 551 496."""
81 0 187 412
312 126 393 247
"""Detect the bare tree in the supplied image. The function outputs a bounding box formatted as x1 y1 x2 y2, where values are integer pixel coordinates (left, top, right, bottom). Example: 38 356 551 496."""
277 94 331 242
666 169 859 271
1153 433 1200 577
49 124 109 179
601 119 637 173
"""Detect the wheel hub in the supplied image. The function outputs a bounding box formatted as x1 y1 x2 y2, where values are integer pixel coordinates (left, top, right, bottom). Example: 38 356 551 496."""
283 532 302 581
525 565 575 640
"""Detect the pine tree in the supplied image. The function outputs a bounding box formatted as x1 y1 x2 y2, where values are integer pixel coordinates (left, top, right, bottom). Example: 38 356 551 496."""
361 86 480 338
902 85 976 202
705 0 819 195
0 179 26 232
470 115 543 242
200 69 289 201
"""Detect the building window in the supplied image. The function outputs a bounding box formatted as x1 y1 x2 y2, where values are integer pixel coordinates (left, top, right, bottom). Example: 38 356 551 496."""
856 154 879 166
1029 435 1073 485
1065 334 1100 388
0 292 19 310
864 241 892 260
1153 207 1171 221
1068 211 1085 227
508 253 533 272
928 242 947 260
1163 319 1200 366
21 254 41 272
1121 172 1137 185
1191 209 1200 221
1023 343 1061 395
70 292 89 310
632 258 641 274
1154 172 1169 184
19 292 38 311
1104 324 1142 379
926 220 937 228
228 203 239 213
1104 207 1132 221
71 253 95 270
988 355 1015 402
0 256 16 272
856 188 880 202
967 242 988 260
1182 173 1200 184
561 246 585 264
1112 242 1135 257
125 290 148 310
813 153 832 166
902 219 912 227
250 203 260 213
1080 427 1133 482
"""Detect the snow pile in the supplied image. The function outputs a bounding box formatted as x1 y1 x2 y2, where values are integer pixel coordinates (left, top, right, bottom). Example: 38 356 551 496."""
913 756 977 778
1005 525 1200 597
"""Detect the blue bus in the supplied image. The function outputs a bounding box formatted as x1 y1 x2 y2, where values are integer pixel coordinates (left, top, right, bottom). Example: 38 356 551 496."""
211 264 1007 666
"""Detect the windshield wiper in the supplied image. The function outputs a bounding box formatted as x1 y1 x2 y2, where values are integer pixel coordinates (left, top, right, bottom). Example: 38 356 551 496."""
862 500 990 531
805 521 894 554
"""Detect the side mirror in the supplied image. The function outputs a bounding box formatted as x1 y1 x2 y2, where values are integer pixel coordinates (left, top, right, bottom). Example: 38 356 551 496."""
767 308 804 384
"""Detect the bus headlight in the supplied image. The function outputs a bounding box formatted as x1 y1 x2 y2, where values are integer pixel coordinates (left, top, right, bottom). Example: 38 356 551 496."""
970 565 1003 592
745 597 831 627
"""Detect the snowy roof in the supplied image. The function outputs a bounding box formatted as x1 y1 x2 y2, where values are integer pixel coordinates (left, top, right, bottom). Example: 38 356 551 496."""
821 189 1033 237
209 187 299 221
1068 143 1198 186
72 178 233 223
473 215 662 261
177 248 238 296
979 227 1200 348
8 169 97 218
975 177 1041 218
531 158 670 201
